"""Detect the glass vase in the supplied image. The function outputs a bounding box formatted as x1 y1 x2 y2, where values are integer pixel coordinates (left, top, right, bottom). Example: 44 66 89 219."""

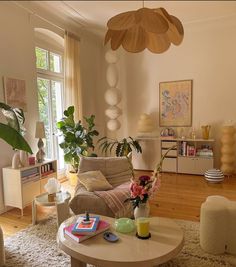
134 202 150 219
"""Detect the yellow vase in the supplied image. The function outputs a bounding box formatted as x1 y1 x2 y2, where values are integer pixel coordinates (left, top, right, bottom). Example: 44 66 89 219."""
201 125 211 140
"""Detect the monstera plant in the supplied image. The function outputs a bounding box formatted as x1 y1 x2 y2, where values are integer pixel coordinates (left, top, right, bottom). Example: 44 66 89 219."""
0 102 32 154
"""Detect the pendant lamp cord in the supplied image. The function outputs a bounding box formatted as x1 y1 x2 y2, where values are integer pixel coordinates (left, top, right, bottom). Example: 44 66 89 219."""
142 0 144 8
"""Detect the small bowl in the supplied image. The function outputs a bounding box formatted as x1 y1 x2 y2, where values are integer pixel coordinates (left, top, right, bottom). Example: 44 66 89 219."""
114 218 135 233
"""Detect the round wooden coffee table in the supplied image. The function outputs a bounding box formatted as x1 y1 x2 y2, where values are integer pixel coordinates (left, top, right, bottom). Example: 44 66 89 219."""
57 215 184 267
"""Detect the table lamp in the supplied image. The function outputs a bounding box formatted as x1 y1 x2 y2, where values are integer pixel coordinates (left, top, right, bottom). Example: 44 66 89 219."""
35 121 46 163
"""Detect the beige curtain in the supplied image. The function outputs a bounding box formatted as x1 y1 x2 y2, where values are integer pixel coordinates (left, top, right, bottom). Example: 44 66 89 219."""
64 31 83 121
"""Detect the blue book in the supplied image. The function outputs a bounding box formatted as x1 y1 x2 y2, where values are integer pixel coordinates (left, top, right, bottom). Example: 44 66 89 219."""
72 216 100 235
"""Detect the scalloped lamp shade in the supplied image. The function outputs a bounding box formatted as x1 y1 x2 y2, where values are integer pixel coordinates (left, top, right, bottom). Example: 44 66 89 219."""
105 7 184 54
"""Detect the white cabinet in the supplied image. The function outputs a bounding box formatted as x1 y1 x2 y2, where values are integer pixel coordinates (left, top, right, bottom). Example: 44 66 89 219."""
161 138 215 175
2 159 57 215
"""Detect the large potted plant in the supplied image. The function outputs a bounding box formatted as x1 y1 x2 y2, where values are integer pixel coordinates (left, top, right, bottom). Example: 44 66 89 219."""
97 136 142 157
0 102 32 167
57 106 99 185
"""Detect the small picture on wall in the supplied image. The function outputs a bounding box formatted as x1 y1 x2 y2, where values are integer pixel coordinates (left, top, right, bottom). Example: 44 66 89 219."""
159 80 192 127
3 76 27 111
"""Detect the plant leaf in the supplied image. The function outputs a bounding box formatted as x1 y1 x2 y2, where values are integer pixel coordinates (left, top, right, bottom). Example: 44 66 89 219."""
0 123 32 154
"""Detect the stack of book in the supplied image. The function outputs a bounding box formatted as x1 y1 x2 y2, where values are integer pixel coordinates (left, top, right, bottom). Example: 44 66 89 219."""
64 215 110 243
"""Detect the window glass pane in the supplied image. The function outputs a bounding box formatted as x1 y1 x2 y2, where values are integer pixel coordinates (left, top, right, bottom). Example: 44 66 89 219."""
51 80 64 170
35 47 48 70
37 77 52 159
50 53 61 73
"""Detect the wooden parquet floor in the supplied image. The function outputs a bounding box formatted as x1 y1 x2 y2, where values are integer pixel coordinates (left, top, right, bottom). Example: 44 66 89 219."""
0 171 235 238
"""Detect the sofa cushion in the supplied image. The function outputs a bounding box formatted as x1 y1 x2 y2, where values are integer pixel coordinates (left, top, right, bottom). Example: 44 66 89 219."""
79 156 132 187
78 170 113 192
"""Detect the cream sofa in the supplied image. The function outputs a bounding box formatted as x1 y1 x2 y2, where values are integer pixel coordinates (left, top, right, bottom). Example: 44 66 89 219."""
69 156 133 218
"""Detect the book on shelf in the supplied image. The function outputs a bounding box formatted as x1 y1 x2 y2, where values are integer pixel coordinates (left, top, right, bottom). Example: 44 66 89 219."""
64 220 110 243
72 215 100 235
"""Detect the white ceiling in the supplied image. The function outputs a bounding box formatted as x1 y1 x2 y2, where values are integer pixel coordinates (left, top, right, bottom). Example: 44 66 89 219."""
21 1 236 36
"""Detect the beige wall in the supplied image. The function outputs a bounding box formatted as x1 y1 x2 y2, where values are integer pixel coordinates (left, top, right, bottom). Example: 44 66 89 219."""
0 2 104 212
116 16 236 169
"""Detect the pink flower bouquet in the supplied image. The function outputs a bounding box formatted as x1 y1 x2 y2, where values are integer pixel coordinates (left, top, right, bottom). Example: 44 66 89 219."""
126 173 161 209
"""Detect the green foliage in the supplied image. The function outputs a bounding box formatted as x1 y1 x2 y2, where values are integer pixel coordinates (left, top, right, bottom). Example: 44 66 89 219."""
97 136 142 157
0 102 33 154
57 106 99 173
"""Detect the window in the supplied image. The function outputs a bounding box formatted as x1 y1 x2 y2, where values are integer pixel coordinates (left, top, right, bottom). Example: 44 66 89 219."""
35 46 64 170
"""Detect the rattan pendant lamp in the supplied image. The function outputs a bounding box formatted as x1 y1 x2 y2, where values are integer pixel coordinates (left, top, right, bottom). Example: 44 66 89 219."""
104 2 184 53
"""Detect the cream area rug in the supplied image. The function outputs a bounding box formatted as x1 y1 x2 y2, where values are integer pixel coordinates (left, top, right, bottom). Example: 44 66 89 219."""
4 216 236 267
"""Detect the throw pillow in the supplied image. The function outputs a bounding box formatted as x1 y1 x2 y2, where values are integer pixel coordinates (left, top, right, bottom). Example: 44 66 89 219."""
78 170 113 192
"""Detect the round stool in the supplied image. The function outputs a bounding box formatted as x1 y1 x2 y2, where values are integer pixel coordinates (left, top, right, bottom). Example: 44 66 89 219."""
200 196 228 254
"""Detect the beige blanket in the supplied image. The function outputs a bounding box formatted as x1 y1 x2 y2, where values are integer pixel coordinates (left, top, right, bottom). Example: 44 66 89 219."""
94 182 132 218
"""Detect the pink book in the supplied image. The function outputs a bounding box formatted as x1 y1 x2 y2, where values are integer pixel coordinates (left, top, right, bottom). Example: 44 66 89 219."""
64 220 110 243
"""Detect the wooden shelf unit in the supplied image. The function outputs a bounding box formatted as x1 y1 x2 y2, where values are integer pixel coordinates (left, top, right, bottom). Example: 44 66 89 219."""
2 159 57 216
161 138 215 175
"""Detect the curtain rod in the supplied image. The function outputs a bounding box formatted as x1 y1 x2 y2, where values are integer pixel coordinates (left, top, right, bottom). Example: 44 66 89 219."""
13 1 81 40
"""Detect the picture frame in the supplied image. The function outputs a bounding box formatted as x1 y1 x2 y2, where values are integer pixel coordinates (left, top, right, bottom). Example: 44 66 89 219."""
159 79 192 127
3 76 27 111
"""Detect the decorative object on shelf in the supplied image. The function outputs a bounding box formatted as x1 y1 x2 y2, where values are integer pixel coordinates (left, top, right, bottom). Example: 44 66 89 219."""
104 49 121 131
220 125 236 175
19 150 28 167
190 127 196 139
57 106 99 185
159 80 192 127
204 169 224 183
137 113 155 136
134 202 150 219
98 136 142 157
12 151 21 169
136 217 151 239
44 178 61 202
105 5 184 54
160 127 175 138
114 218 135 233
35 121 46 163
28 156 35 166
201 125 211 140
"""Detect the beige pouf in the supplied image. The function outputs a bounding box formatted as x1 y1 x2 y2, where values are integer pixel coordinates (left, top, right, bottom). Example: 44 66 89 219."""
200 195 236 255
0 226 5 266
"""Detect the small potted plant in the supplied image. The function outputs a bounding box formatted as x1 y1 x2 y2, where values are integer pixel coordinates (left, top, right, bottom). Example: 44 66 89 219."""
57 106 99 185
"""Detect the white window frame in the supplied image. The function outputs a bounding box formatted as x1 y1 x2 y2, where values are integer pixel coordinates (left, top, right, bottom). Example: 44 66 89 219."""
36 44 65 178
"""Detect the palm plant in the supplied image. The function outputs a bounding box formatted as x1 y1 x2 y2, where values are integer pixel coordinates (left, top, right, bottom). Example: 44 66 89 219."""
0 102 32 153
98 136 142 157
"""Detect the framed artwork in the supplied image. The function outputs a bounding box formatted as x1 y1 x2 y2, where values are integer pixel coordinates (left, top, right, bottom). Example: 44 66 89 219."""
159 80 192 127
3 77 27 111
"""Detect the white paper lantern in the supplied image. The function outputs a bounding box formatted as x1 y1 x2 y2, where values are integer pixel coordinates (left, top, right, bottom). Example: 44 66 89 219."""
105 106 122 119
106 65 118 87
105 50 118 64
107 119 121 131
104 88 121 105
